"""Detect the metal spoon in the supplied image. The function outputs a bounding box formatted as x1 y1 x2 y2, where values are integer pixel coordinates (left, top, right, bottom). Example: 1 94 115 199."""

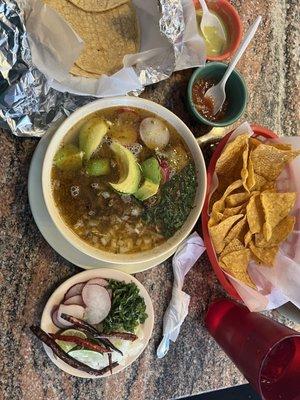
204 16 262 115
198 0 226 46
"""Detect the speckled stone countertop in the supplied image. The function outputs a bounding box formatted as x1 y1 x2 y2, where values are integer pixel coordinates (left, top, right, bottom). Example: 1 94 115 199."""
1 1 299 399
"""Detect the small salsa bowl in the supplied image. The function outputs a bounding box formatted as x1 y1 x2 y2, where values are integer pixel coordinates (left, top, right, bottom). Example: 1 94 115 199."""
194 0 243 61
187 62 248 127
201 125 277 300
42 97 207 268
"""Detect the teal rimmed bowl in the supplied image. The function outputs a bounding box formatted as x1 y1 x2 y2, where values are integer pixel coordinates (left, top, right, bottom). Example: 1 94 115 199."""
187 62 248 127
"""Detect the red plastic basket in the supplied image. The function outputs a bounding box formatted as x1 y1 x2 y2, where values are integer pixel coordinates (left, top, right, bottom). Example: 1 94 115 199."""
201 124 277 300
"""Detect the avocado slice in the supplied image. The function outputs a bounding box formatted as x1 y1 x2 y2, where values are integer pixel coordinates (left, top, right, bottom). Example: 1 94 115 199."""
54 144 83 171
85 158 110 176
134 179 159 201
109 142 141 194
141 157 161 185
79 117 109 161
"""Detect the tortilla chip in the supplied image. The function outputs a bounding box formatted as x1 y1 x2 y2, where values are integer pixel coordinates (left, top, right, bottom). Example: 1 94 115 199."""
241 141 250 191
246 154 256 191
226 192 252 207
249 242 279 267
209 214 244 254
251 143 300 181
249 137 262 150
215 134 249 176
222 203 246 220
244 230 253 247
224 215 248 244
246 194 264 234
261 181 276 191
44 0 139 76
220 238 245 258
265 141 292 151
221 249 255 288
208 179 243 226
68 0 129 12
255 216 295 247
261 192 296 240
251 173 267 191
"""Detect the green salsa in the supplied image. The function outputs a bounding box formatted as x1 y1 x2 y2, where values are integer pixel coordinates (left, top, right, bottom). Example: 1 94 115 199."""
196 9 228 57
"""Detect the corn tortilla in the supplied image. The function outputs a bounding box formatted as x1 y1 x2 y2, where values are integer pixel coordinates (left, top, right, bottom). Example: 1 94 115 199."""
70 63 101 78
44 0 139 76
68 0 129 12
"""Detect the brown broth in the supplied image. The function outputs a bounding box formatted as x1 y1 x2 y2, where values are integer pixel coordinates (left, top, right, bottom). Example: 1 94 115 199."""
51 107 195 254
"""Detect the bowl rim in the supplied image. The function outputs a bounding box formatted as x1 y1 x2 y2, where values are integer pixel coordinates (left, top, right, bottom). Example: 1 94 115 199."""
201 124 278 300
40 268 155 378
42 96 207 265
187 62 248 127
193 0 243 61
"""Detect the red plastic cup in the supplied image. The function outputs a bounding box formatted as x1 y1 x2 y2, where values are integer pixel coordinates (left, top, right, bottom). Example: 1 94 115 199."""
205 299 300 400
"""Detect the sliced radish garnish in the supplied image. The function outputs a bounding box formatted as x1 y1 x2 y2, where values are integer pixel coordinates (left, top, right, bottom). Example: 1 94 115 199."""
64 295 85 307
106 288 113 299
64 283 85 301
160 160 170 183
87 278 108 287
82 284 111 325
52 307 66 329
57 304 85 327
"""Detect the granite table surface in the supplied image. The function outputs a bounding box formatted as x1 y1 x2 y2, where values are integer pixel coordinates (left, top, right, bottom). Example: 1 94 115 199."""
1 1 299 399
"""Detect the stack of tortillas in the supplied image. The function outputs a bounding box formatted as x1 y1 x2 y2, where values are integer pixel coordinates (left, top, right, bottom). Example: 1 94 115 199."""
44 0 140 78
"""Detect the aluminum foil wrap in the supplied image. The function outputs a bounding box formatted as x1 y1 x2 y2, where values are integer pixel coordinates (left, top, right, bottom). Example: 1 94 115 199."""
0 0 204 137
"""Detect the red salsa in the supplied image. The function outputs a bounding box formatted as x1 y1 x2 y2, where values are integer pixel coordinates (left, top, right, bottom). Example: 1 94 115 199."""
192 77 229 122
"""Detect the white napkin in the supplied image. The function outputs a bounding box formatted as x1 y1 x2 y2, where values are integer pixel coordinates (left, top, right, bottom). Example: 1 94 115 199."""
157 232 206 358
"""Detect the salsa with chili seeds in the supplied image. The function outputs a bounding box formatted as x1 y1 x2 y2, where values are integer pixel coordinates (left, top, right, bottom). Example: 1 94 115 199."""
192 77 229 122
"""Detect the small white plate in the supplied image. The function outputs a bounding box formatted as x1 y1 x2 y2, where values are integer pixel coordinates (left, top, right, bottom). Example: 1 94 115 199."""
40 269 154 378
28 123 175 274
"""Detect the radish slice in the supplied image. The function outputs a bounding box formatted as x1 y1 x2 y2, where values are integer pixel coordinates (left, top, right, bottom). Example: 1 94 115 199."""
64 283 85 301
139 117 170 150
160 160 170 183
107 288 113 299
57 304 85 327
87 278 108 287
64 295 85 307
52 307 66 329
82 284 111 324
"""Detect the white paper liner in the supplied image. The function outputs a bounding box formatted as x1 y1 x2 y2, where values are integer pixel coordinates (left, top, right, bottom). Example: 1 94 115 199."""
208 123 300 312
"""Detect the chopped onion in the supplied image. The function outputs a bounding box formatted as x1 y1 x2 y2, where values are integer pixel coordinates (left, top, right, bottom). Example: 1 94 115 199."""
139 117 170 150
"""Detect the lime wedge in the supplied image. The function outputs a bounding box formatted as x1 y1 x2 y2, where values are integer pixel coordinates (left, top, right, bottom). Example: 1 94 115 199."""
68 349 108 370
56 329 87 353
